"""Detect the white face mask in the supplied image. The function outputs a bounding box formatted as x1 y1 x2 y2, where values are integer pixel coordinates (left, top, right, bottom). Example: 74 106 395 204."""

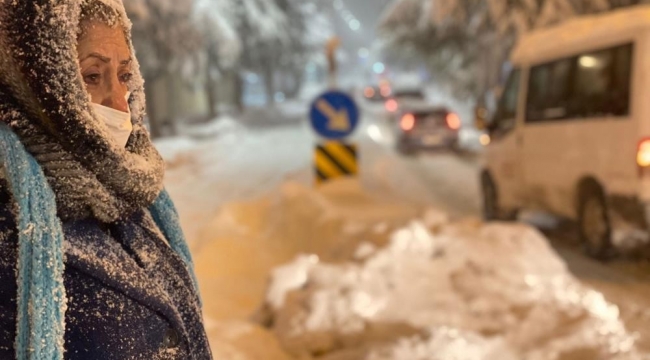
91 92 133 148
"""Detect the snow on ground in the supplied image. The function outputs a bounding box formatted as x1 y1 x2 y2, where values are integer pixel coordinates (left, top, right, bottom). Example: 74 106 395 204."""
277 100 310 119
154 116 245 169
156 117 312 246
156 109 650 359
177 115 244 140
263 214 648 359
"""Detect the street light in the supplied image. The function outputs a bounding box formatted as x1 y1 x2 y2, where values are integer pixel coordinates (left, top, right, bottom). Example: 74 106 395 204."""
373 62 385 74
358 48 369 58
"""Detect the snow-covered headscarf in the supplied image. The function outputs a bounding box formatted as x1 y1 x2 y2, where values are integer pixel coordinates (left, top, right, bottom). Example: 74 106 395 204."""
0 0 165 223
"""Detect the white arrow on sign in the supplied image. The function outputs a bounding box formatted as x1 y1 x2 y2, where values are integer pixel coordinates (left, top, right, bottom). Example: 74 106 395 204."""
316 99 350 132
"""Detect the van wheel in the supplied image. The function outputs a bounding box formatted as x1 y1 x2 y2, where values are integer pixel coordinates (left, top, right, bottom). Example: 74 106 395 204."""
481 172 500 221
578 183 614 260
481 172 518 221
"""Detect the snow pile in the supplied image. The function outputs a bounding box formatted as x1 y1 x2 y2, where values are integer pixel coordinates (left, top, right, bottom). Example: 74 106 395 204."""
205 319 293 360
265 219 648 359
267 255 321 310
368 327 516 360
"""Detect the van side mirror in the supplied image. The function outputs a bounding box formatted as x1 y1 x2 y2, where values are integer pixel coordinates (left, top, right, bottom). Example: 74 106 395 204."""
474 106 489 131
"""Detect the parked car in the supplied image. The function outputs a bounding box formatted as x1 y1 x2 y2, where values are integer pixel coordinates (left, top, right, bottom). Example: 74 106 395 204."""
363 84 391 103
395 104 461 155
384 87 426 114
479 7 644 259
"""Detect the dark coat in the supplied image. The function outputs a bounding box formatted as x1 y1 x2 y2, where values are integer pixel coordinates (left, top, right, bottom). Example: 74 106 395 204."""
0 188 212 359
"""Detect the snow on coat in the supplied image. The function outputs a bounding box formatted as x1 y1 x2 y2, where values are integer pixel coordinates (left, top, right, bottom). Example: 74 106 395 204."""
0 190 211 359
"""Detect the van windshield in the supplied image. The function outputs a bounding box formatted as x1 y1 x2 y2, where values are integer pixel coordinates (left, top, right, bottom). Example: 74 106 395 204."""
491 69 521 136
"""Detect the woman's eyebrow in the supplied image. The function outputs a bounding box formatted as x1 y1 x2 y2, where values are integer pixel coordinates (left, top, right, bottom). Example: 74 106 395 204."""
80 52 111 63
120 58 132 66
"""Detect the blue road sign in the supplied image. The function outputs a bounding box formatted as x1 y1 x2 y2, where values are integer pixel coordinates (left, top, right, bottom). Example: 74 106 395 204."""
310 91 360 139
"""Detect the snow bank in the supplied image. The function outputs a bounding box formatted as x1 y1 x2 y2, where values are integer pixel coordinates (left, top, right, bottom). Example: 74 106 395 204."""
154 136 198 163
205 319 293 360
177 116 244 140
154 116 245 168
265 218 648 359
368 327 517 360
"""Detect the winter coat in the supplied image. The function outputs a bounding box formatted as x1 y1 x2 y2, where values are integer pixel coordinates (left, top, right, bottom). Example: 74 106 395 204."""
0 185 212 359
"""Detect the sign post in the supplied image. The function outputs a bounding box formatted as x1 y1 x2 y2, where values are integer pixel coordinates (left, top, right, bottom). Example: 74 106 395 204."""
325 37 340 89
310 90 360 184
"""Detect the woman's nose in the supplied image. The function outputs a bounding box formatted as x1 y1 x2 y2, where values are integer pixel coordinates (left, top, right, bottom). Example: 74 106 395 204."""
101 84 129 113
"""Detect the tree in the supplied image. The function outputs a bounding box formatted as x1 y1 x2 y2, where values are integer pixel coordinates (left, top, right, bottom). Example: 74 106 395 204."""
237 0 291 106
193 0 292 108
124 0 201 137
380 0 650 100
193 0 242 117
191 0 332 112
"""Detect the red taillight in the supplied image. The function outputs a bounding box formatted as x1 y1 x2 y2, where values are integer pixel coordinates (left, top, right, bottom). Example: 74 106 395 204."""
364 87 375 98
637 138 650 169
446 112 461 130
380 85 391 97
400 113 415 131
385 99 398 112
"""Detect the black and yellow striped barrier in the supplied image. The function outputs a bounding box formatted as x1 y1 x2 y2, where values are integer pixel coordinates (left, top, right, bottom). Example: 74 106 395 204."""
314 141 358 184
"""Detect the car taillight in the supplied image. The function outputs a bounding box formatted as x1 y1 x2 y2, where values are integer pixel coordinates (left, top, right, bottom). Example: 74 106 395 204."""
446 112 461 130
385 99 398 112
638 138 650 168
380 85 391 97
400 113 415 131
364 87 375 98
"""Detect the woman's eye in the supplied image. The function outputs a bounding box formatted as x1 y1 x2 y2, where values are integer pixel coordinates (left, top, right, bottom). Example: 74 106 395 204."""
83 74 100 85
120 73 133 83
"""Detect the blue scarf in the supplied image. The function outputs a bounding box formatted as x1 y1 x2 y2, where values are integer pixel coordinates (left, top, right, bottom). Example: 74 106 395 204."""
0 124 200 360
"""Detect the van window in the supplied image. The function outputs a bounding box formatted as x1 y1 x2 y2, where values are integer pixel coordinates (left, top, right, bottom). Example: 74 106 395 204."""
491 69 520 136
527 59 572 122
573 44 632 117
526 43 633 123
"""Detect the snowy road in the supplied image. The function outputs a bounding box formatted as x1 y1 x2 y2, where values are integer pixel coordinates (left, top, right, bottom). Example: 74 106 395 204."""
158 101 650 358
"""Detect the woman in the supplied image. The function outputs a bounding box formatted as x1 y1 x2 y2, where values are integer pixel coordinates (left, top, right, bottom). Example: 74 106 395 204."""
0 0 211 359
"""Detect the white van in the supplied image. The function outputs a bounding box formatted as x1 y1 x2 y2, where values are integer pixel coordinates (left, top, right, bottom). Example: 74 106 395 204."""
479 6 650 258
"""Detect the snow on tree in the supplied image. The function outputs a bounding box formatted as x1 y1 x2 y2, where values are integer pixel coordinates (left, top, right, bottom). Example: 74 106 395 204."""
125 0 201 82
192 0 242 117
194 0 241 70
197 0 330 107
127 0 331 120
380 0 650 100
124 0 201 137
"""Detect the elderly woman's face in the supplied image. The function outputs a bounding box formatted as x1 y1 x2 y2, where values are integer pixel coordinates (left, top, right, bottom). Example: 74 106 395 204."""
77 21 132 113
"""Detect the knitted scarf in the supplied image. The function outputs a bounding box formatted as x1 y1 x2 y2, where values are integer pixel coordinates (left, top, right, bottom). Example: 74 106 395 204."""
0 0 164 223
0 123 201 360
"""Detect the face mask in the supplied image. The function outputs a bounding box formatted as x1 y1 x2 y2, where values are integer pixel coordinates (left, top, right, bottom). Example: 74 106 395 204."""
91 92 133 148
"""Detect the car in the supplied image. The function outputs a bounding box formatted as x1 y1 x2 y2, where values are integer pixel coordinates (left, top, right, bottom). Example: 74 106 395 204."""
384 87 426 114
395 104 461 155
363 84 391 103
479 7 646 259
